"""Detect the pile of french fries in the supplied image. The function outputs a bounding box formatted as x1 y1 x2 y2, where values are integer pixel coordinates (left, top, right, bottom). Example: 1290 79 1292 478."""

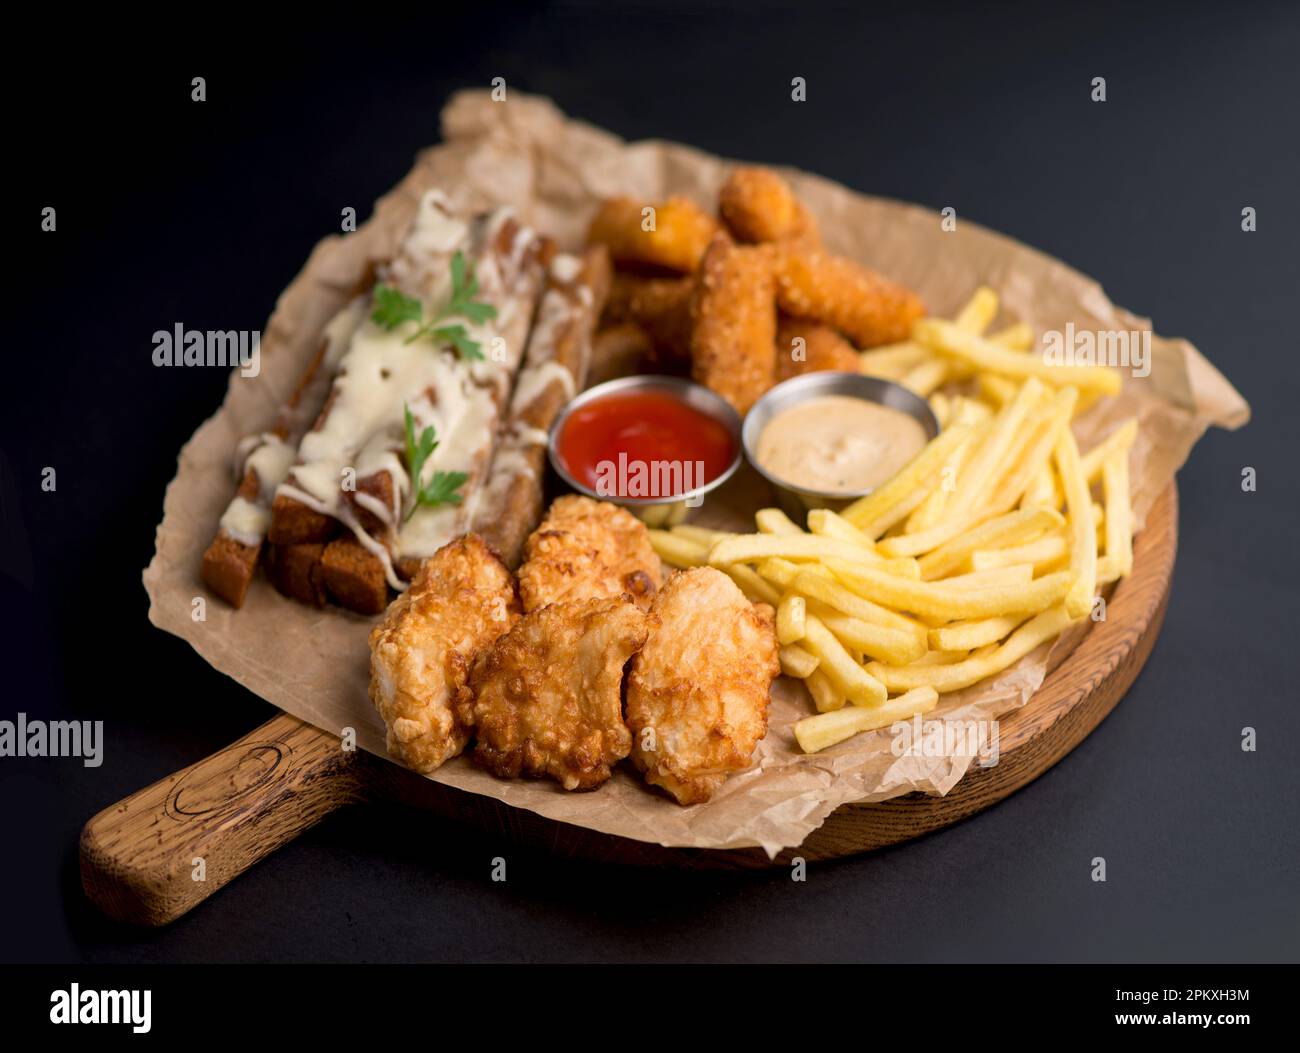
648 289 1138 755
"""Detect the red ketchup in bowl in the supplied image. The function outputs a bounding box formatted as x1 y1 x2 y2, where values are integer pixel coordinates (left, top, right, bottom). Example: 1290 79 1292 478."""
555 389 737 500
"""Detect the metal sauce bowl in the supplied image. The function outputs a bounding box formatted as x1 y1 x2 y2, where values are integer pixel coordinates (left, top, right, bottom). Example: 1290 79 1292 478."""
547 375 744 527
742 372 939 524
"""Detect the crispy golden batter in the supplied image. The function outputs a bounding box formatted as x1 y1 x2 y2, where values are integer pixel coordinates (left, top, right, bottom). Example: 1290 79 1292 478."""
460 598 653 790
626 568 780 805
587 195 719 273
775 245 925 349
689 237 778 414
518 495 661 613
368 535 519 773
719 166 819 245
775 315 862 380
588 323 656 387
603 272 694 364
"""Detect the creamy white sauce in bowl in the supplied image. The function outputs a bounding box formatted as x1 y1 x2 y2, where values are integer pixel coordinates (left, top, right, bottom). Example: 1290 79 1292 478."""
741 371 939 519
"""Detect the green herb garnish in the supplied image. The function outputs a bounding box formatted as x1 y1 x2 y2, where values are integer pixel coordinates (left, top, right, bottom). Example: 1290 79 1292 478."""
402 405 468 519
371 251 497 361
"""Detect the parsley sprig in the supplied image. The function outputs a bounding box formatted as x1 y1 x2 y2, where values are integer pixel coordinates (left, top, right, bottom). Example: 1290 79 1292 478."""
403 405 468 519
371 251 497 362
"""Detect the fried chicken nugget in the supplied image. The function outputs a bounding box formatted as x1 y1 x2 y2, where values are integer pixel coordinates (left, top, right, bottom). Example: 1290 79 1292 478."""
459 598 653 790
775 245 925 349
689 237 778 414
719 166 819 245
626 568 780 805
775 314 862 381
518 495 661 613
587 195 719 273
602 272 694 365
368 535 519 773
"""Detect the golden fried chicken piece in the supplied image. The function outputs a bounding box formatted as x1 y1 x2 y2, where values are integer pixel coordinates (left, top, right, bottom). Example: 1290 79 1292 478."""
689 237 777 414
775 245 925 349
626 568 780 805
368 534 519 773
587 195 719 273
459 598 653 790
517 495 661 613
602 272 694 365
775 314 862 380
719 166 819 245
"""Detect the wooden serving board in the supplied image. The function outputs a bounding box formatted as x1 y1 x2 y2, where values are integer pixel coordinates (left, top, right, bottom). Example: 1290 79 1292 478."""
81 485 1176 925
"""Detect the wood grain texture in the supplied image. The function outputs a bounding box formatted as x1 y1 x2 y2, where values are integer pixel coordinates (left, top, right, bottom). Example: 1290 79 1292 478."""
83 484 1176 922
80 715 371 925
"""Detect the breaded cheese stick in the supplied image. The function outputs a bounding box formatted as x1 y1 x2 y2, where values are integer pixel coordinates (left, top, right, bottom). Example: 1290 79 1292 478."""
689 237 777 414
719 166 819 245
587 195 719 272
775 314 861 380
775 245 925 348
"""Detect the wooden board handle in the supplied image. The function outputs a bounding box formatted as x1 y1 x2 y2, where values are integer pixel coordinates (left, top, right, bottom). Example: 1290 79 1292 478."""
80 712 372 926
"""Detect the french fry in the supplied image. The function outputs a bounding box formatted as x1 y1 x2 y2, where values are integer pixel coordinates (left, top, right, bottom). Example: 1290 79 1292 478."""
755 506 805 535
1023 464 1058 508
793 569 927 636
868 604 1078 693
1080 418 1138 484
826 558 1073 621
725 563 782 606
806 601 927 665
928 614 1027 652
1096 554 1124 586
648 529 708 568
858 341 929 379
1054 418 1097 619
803 668 846 713
978 372 1019 407
914 318 1123 395
907 648 970 666
806 509 876 549
916 506 1064 580
988 321 1034 351
802 616 888 706
970 532 1068 573
779 642 820 678
985 387 1076 513
900 356 949 396
881 388 1044 558
670 524 733 545
841 423 974 533
905 425 977 533
757 557 801 588
777 593 807 644
1102 448 1133 576
953 286 999 334
941 564 1034 590
794 686 939 753
929 391 951 426
710 533 915 575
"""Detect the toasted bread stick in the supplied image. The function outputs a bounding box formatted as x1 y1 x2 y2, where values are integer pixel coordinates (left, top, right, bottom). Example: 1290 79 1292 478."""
474 246 610 568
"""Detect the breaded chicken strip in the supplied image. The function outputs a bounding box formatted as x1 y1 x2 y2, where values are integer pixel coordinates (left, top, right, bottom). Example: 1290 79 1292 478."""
587 195 719 273
719 166 819 245
602 272 694 365
368 535 519 773
518 495 661 613
775 245 924 349
626 568 780 805
689 237 777 414
459 598 653 790
775 314 862 380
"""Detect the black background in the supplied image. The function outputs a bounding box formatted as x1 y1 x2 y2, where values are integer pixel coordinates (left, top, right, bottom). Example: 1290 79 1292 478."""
3 1 1297 963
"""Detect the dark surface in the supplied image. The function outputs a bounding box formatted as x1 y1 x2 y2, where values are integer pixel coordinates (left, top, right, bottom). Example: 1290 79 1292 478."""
4 2 1297 963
